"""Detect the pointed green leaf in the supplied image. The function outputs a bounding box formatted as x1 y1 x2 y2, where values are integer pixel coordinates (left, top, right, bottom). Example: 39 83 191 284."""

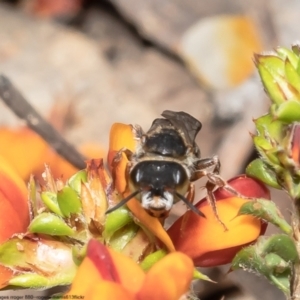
9 274 49 288
29 213 74 236
254 114 284 142
41 191 63 217
103 207 133 239
108 223 139 251
277 47 299 69
72 243 87 266
232 241 290 294
193 269 214 282
252 136 281 166
285 58 300 93
257 63 286 105
256 54 285 77
57 186 82 217
68 170 87 194
231 245 268 274
273 100 300 123
246 158 280 189
237 199 292 234
140 250 167 271
260 234 299 263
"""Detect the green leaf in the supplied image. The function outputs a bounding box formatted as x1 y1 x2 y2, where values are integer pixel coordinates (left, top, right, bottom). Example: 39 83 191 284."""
41 191 63 217
140 250 167 271
0 237 76 289
72 243 87 266
237 199 292 234
232 245 268 274
285 58 300 93
257 63 286 105
108 223 139 251
246 158 281 189
260 234 299 263
273 100 300 123
9 274 49 288
29 213 74 236
231 239 291 294
193 269 214 282
68 170 87 194
277 47 299 69
57 186 82 217
103 207 133 239
254 114 284 142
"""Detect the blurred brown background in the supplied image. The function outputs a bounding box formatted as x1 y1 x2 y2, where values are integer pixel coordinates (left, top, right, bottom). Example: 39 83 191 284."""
0 0 299 299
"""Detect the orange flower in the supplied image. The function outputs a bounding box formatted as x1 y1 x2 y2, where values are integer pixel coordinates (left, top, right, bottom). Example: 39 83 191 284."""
65 239 194 300
0 127 104 181
167 175 269 267
0 154 29 286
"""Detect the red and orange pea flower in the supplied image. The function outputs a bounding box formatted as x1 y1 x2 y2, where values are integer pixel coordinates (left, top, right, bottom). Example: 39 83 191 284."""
0 126 105 181
0 154 30 285
167 175 269 267
0 121 270 293
65 239 194 300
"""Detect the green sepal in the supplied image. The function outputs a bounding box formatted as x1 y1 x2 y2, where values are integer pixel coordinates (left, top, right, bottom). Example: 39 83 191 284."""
256 62 286 105
254 114 284 142
193 269 214 282
0 237 76 289
253 136 281 166
57 186 82 218
28 213 74 236
41 191 63 217
272 100 300 123
256 54 299 103
108 223 139 252
68 170 87 194
140 249 167 271
284 58 300 93
72 243 87 266
103 208 133 240
246 158 281 189
277 47 299 69
8 274 49 288
237 199 292 234
260 234 299 263
231 234 297 294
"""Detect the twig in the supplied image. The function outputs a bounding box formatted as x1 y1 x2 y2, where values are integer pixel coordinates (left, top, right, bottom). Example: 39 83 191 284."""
0 74 86 170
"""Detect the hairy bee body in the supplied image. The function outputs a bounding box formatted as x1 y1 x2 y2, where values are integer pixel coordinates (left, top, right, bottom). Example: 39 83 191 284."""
124 111 203 217
106 111 227 228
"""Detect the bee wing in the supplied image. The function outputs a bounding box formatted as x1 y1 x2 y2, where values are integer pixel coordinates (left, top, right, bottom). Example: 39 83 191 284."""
161 110 202 145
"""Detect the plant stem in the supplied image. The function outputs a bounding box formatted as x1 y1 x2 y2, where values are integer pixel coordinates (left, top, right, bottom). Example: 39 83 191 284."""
0 74 86 170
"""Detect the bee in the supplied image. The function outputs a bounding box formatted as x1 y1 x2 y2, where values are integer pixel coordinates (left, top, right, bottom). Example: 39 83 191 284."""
106 110 230 227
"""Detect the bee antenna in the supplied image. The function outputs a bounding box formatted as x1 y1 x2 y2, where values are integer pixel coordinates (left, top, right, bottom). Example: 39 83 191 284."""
175 192 206 218
105 190 140 214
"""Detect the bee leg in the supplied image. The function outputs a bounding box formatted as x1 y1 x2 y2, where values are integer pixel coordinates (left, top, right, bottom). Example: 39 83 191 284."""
186 183 195 203
205 176 228 231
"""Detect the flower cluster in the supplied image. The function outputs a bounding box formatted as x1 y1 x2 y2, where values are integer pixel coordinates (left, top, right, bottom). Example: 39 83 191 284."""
0 120 269 300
